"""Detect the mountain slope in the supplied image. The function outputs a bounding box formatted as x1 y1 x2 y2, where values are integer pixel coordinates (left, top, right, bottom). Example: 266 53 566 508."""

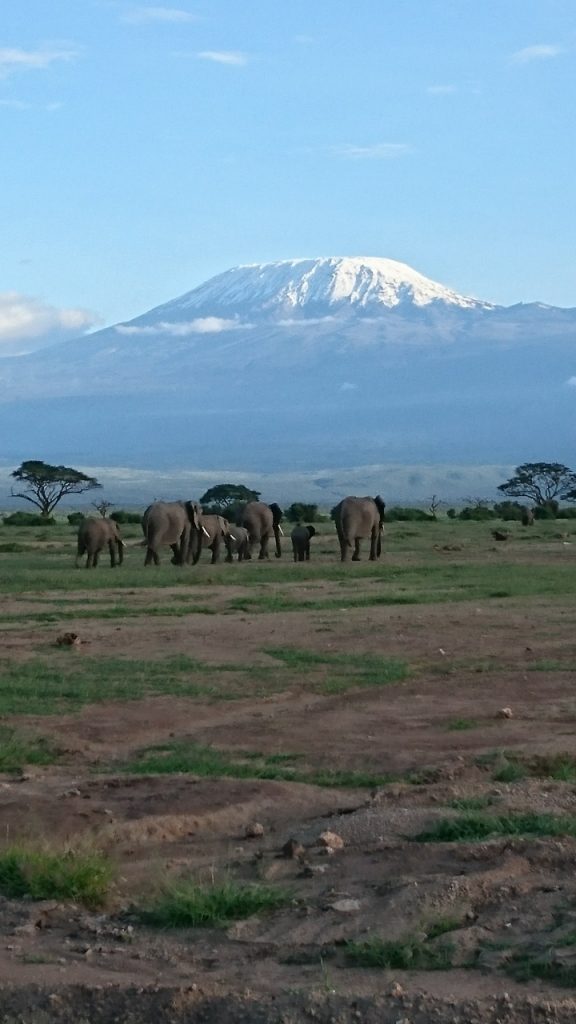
0 256 575 473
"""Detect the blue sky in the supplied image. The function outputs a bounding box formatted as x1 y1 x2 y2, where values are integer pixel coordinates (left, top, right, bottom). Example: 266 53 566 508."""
1 0 575 350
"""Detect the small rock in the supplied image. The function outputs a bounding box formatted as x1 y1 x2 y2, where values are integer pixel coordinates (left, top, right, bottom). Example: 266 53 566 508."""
390 982 404 997
60 788 81 799
244 822 265 838
318 830 344 851
55 632 82 647
498 707 513 719
281 838 306 859
329 898 360 914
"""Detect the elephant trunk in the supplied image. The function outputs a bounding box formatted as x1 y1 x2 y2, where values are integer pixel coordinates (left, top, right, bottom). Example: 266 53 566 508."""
117 538 124 565
190 527 203 565
270 502 283 559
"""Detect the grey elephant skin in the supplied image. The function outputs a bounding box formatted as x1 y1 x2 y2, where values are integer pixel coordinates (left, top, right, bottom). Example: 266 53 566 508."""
199 514 237 564
225 525 250 562
334 495 385 561
237 501 283 560
76 517 124 569
141 500 204 566
291 524 316 562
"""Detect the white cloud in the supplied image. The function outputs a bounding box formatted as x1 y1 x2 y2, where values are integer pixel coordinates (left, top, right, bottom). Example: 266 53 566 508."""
427 84 456 95
566 376 576 388
339 382 358 391
0 293 100 355
277 316 336 327
0 47 78 78
0 98 30 109
123 6 198 23
116 317 250 336
196 50 248 66
334 142 411 160
511 44 563 64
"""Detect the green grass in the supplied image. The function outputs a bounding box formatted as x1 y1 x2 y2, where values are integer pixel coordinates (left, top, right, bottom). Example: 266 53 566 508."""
445 718 478 731
492 753 576 783
121 740 394 788
414 812 576 843
448 795 495 812
345 934 454 970
0 726 59 772
265 647 410 693
506 950 576 988
136 878 291 928
0 847 113 908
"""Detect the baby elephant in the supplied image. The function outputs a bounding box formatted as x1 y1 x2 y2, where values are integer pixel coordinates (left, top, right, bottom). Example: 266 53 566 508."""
291 524 316 562
225 525 250 562
76 517 124 568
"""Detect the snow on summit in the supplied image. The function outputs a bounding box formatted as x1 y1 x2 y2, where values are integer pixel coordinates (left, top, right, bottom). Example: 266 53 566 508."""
148 257 493 322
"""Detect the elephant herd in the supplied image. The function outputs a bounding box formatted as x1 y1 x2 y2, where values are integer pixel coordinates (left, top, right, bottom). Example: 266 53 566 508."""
75 495 386 569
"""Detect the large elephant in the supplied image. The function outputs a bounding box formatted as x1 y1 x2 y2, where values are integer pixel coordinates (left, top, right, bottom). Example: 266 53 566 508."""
291 524 316 562
76 517 124 569
237 501 284 560
199 514 237 564
333 495 385 561
141 500 206 566
225 525 250 562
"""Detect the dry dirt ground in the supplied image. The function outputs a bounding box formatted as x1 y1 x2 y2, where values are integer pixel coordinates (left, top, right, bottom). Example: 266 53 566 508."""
1 528 576 1021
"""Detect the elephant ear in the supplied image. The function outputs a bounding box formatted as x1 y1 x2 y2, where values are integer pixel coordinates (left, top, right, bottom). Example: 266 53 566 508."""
374 495 386 522
269 502 283 526
307 525 316 538
185 501 201 528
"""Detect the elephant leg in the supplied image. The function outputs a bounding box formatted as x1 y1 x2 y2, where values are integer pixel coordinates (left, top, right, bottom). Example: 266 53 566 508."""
108 539 116 568
369 529 379 561
75 543 85 569
170 542 182 565
85 550 93 569
144 544 159 566
210 537 221 564
292 545 297 563
258 535 269 560
352 538 361 561
93 550 100 568
305 544 310 561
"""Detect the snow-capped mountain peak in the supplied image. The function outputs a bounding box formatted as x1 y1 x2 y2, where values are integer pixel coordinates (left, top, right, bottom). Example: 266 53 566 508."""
148 256 494 322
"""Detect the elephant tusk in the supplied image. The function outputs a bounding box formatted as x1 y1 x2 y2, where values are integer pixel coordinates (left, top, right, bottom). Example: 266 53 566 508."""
201 526 210 538
278 525 284 536
229 533 237 541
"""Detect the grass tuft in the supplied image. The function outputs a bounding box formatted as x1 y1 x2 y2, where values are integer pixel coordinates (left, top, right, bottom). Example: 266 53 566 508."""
0 846 113 908
137 878 291 928
414 812 576 843
345 934 454 970
121 740 393 789
0 727 59 772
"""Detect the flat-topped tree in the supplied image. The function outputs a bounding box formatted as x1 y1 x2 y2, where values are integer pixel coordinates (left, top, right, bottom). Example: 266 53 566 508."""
199 484 260 514
498 462 576 508
11 461 102 518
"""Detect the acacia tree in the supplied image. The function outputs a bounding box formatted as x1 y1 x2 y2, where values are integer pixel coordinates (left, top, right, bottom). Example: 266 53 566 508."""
11 461 102 517
497 462 576 507
199 484 260 513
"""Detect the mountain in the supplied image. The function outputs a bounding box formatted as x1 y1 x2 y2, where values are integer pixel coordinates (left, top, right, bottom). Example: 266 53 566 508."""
1 257 575 480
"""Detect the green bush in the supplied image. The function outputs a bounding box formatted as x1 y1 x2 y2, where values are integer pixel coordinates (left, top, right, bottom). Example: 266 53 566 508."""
556 507 576 519
286 503 319 523
110 510 142 524
458 506 496 521
492 501 525 521
67 512 86 526
385 507 434 522
3 512 56 527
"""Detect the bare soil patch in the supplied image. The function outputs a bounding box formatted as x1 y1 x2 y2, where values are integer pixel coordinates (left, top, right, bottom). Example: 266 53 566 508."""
1 532 576 1020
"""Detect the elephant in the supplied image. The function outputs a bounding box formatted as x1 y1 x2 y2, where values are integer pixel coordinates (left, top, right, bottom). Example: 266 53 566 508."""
291 524 316 562
225 525 250 562
333 495 385 561
141 500 206 566
76 517 124 569
237 501 284 560
521 508 535 526
198 514 238 564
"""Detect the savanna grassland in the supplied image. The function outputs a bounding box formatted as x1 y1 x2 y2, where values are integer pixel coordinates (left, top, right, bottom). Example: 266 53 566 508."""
1 515 576 1023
